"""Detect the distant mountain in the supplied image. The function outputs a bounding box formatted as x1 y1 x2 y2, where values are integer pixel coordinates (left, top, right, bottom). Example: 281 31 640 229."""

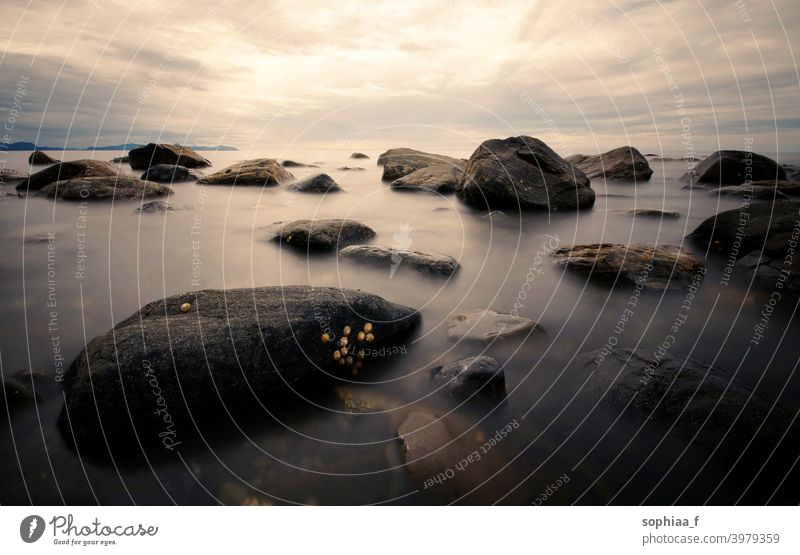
0 142 238 151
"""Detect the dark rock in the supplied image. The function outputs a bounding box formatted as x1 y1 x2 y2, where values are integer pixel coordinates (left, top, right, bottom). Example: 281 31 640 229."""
681 150 786 186
336 166 365 171
566 146 653 181
287 173 343 193
110 156 129 164
431 356 505 402
40 175 171 200
128 143 210 170
750 180 800 195
140 164 200 183
267 219 376 251
197 159 293 186
0 374 37 415
59 286 421 450
552 243 705 291
0 168 26 180
28 150 58 165
456 136 595 211
17 159 119 191
350 152 369 159
377 148 464 181
390 163 465 194
783 164 800 182
282 160 318 168
624 208 680 218
447 309 544 342
339 245 460 277
135 200 178 213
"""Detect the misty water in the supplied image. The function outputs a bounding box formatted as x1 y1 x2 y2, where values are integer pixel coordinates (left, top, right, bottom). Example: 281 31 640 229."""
1 148 798 505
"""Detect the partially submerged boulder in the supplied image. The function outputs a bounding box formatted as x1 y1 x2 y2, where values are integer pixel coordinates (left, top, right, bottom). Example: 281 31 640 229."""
18 159 119 191
447 309 544 343
109 156 129 164
552 244 705 291
456 136 595 211
135 200 178 213
197 158 293 186
390 163 465 194
287 173 343 193
681 150 786 186
267 219 376 251
28 150 58 165
566 146 653 181
60 286 421 450
128 143 211 170
623 208 680 218
350 152 369 159
377 148 464 181
431 356 506 403
40 175 171 200
339 245 460 277
140 164 200 183
282 160 318 168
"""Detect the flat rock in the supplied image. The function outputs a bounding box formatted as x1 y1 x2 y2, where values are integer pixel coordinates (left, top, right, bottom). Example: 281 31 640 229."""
336 166 365 171
110 156 129 164
339 245 460 277
456 136 595 211
59 286 421 450
140 164 200 182
624 208 680 218
287 173 342 193
430 356 505 402
390 163 465 194
681 150 786 185
128 143 211 170
197 158 293 186
377 148 464 181
447 309 544 342
135 200 179 213
18 159 119 191
267 219 376 251
282 160 318 168
566 146 653 181
350 152 369 159
28 150 58 165
552 243 705 290
40 175 171 200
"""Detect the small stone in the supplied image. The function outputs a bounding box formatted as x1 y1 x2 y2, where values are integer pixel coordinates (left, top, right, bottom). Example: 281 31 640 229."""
339 337 348 347
180 303 191 313
321 333 331 344
357 349 365 359
346 356 354 365
357 331 366 341
364 322 373 332
366 333 375 342
333 350 341 361
340 346 348 356
343 325 351 336
339 358 346 366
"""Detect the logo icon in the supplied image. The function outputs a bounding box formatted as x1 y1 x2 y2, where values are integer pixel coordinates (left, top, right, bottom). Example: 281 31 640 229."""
20 515 45 543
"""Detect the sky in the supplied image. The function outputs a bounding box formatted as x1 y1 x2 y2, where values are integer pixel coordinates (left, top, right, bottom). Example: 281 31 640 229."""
0 0 798 158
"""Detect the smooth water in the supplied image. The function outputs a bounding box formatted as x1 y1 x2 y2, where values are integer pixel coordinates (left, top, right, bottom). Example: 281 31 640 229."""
1 149 799 505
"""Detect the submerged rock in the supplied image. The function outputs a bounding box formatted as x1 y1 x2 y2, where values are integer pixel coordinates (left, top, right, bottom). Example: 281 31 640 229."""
336 166 365 171
110 156 129 164
18 159 119 191
287 173 343 193
267 219 376 251
282 160 318 168
377 148 464 181
135 200 179 213
140 164 200 183
0 370 40 416
681 150 786 186
447 309 544 342
711 185 790 200
390 163 465 194
552 243 705 291
40 175 171 200
456 136 595 211
28 150 58 165
197 158 293 186
350 152 369 159
339 245 460 277
431 356 506 402
128 143 211 170
624 208 680 218
566 146 653 182
0 168 26 180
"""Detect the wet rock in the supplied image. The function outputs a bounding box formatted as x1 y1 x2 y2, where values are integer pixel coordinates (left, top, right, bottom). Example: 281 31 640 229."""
267 219 376 251
456 136 595 211
128 143 211 170
197 158 293 186
18 159 119 191
110 156 129 164
135 200 178 213
287 173 343 193
390 163 465 194
431 356 506 402
282 160 318 168
711 185 790 200
447 309 544 342
336 166 365 171
0 372 39 416
339 245 460 277
28 150 58 165
681 150 786 186
783 164 800 182
40 175 171 200
140 164 200 183
0 168 26 180
60 286 421 450
377 148 464 181
552 243 705 291
750 180 800 195
566 146 653 181
624 208 680 218
350 152 369 159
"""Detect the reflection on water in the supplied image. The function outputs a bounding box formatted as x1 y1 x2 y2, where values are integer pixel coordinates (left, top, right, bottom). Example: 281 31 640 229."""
0 149 798 504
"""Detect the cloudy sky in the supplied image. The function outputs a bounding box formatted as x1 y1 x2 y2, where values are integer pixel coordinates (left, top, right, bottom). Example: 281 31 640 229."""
0 0 798 157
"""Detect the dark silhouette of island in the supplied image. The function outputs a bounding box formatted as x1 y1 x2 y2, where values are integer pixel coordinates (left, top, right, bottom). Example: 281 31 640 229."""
0 141 237 151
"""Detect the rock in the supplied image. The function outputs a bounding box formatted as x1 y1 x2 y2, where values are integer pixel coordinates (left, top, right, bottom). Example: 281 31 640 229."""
0 168 26 180
336 166 365 171
128 143 210 170
711 185 790 200
339 245 460 277
566 146 653 181
17 159 119 191
681 151 787 186
377 148 464 181
135 200 178 213
783 164 800 182
552 243 705 291
0 374 37 416
110 156 129 164
40 175 171 200
350 152 369 159
456 136 595 211
197 158 293 186
431 356 505 402
750 180 800 195
267 219 376 251
287 173 343 193
28 150 58 165
447 309 544 343
624 208 680 218
282 160 318 168
390 163 465 194
59 286 421 450
140 164 200 183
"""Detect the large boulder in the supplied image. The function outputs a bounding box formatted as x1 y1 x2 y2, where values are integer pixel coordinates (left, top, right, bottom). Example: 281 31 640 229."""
17 159 119 191
267 219 376 251
566 146 653 182
287 173 343 193
681 150 786 186
456 136 595 211
377 148 464 181
447 309 544 342
197 158 293 186
552 243 705 291
339 245 460 277
390 163 465 194
60 286 421 450
140 164 200 183
430 356 506 403
28 150 58 165
40 175 171 200
128 143 210 170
